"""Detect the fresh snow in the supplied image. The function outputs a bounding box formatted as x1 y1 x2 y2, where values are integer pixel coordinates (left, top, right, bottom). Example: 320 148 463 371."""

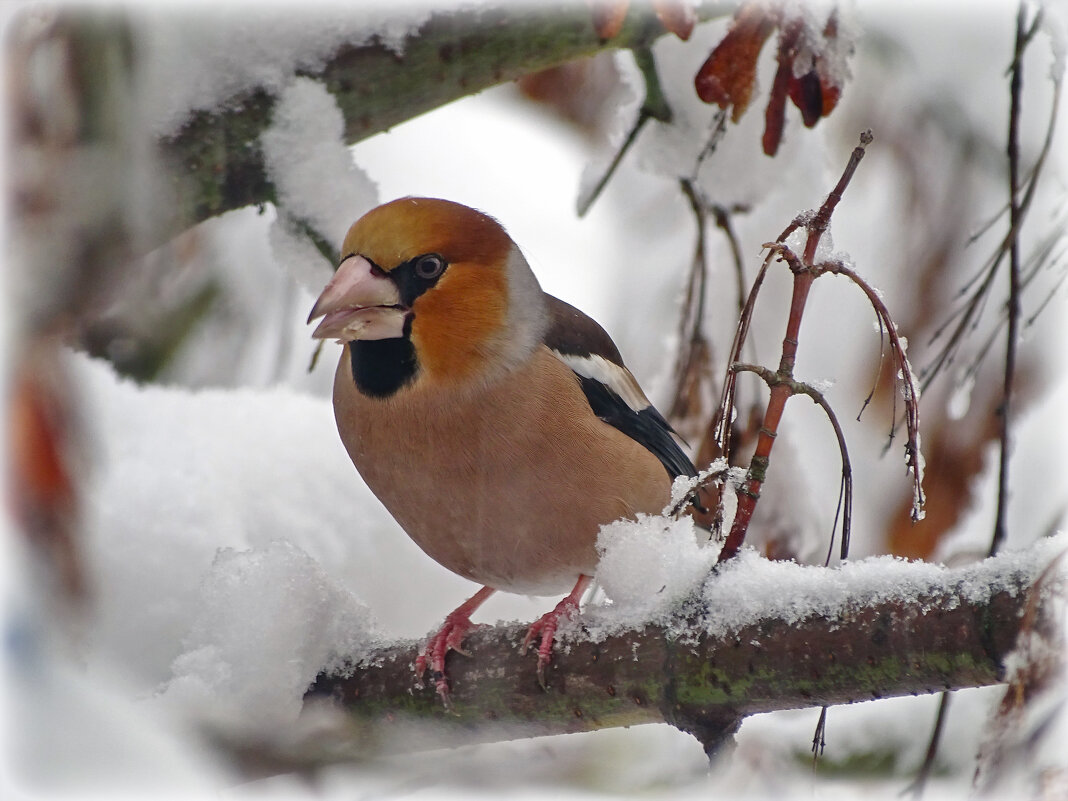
134 2 431 137
588 511 1064 642
21 350 1058 801
5 0 1068 797
261 76 380 293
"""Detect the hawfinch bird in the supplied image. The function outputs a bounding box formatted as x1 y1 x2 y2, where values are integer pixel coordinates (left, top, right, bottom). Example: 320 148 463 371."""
308 197 696 701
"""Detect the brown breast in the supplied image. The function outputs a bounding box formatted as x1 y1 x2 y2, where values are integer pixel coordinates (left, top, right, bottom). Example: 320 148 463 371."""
332 347 671 595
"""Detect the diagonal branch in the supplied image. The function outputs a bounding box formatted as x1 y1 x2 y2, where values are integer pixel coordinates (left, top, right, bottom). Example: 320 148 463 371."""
157 1 734 242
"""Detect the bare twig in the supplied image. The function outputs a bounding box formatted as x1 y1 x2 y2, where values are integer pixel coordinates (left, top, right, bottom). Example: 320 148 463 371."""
952 223 1067 385
819 261 926 523
711 216 800 459
812 706 828 768
577 46 672 217
908 6 1058 792
669 178 714 428
665 461 731 519
710 202 751 322
715 132 873 563
856 312 887 422
1024 252 1068 327
732 362 854 560
992 3 1037 557
919 31 1061 393
694 107 730 173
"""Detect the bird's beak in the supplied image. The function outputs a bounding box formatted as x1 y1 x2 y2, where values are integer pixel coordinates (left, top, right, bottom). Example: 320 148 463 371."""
307 255 408 342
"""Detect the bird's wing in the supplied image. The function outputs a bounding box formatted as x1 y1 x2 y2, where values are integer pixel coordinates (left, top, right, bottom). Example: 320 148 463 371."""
543 294 697 480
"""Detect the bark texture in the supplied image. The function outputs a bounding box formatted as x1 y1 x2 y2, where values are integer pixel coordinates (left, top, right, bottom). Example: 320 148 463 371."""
304 552 1055 759
157 1 733 238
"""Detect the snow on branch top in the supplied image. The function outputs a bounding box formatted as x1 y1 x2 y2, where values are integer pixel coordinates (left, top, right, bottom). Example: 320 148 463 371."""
584 522 1065 643
134 3 430 138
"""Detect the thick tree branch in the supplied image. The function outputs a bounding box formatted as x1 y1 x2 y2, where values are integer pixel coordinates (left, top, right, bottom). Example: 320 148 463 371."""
300 544 1060 763
157 1 733 239
8 3 733 333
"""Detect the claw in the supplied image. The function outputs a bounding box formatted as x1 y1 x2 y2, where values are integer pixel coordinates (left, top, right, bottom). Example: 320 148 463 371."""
413 586 495 705
522 575 592 690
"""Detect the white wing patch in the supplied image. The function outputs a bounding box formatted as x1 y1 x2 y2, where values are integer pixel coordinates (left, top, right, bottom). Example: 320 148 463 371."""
550 351 651 413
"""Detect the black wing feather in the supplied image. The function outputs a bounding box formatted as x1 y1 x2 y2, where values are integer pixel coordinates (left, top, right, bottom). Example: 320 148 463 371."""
542 294 696 480
575 374 697 480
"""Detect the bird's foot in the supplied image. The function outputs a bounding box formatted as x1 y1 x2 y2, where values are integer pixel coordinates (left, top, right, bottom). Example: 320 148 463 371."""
522 595 580 689
414 613 476 708
414 586 495 708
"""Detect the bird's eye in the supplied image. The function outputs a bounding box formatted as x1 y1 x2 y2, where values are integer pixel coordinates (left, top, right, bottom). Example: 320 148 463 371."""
414 254 445 280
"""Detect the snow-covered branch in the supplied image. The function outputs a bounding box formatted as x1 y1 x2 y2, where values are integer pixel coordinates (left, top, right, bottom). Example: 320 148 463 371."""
157 1 734 240
300 540 1062 762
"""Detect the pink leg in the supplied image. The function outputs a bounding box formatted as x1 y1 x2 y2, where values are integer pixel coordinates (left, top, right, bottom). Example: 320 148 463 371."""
522 574 592 689
415 585 495 706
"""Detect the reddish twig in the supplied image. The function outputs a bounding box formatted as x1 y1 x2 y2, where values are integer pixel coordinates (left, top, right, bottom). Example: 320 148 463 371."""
732 362 854 561
711 215 801 460
716 131 873 563
818 261 926 522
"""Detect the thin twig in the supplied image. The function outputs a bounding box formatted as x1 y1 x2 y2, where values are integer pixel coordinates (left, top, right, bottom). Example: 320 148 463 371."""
711 246 779 459
733 361 853 560
991 2 1032 557
669 178 713 426
577 113 651 218
577 46 671 217
694 107 730 174
820 260 925 522
282 212 340 267
960 225 1068 373
715 132 873 562
1025 259 1068 327
909 6 1053 792
920 48 1061 391
710 203 750 321
857 312 887 422
665 462 731 519
711 206 809 459
812 706 828 769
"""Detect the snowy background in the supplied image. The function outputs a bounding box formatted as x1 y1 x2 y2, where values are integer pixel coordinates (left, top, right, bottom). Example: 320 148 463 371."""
3 0 1067 798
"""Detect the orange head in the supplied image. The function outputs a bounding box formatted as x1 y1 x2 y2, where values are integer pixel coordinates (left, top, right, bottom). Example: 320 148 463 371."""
308 198 547 395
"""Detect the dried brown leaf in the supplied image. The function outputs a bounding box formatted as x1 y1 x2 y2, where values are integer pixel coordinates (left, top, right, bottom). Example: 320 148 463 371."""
694 1 778 121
